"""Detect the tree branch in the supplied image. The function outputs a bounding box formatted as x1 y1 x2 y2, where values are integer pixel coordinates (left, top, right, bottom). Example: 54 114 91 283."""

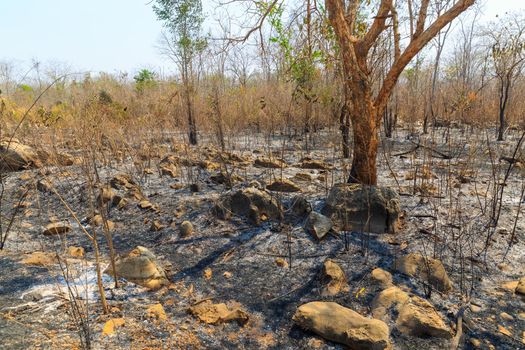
358 0 393 55
375 0 475 115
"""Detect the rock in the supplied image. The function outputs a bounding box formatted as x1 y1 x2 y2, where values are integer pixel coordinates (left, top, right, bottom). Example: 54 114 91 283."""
299 159 331 170
97 187 116 205
321 259 349 296
146 303 167 321
67 246 85 258
470 303 482 313
322 184 401 234
292 302 391 350
393 253 452 293
150 220 165 232
37 179 53 193
0 139 41 171
160 163 178 178
21 252 57 266
266 179 301 192
498 324 512 337
43 222 71 236
170 183 185 190
214 187 283 225
110 173 137 190
371 286 409 319
102 318 125 337
275 258 288 268
180 221 193 237
189 300 249 325
115 197 128 209
138 200 152 209
470 338 482 348
516 277 525 295
254 157 287 169
223 271 233 279
198 160 221 171
305 212 333 240
370 268 393 288
105 246 169 290
210 173 243 187
501 280 519 291
90 215 115 231
290 195 311 216
396 296 451 338
500 312 514 321
294 172 313 181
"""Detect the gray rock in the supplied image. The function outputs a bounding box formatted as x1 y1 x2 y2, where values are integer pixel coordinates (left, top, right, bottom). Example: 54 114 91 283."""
290 195 311 216
305 211 333 240
213 187 283 225
322 184 401 233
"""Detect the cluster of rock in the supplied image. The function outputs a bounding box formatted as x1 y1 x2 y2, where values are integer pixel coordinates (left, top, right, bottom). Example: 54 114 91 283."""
292 259 454 349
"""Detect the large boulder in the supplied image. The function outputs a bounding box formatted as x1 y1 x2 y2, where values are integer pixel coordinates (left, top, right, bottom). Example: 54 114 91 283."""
393 253 452 293
293 302 391 350
322 184 401 234
371 286 410 319
105 246 169 290
213 187 283 225
396 296 452 338
0 139 41 171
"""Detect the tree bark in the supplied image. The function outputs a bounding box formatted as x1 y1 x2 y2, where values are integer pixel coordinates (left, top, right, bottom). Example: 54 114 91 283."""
185 86 198 145
347 82 379 185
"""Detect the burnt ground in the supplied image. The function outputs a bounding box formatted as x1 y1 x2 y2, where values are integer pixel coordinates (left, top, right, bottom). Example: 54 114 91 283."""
0 127 524 350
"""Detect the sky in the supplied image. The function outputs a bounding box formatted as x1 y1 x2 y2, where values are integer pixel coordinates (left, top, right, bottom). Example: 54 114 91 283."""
0 0 523 77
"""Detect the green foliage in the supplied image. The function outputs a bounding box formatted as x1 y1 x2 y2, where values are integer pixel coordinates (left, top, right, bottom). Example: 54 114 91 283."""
17 84 33 92
134 69 157 92
258 1 324 94
152 0 207 72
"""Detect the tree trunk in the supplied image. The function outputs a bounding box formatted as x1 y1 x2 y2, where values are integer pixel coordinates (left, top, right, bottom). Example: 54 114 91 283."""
347 92 379 185
324 0 475 186
498 107 505 141
185 87 198 145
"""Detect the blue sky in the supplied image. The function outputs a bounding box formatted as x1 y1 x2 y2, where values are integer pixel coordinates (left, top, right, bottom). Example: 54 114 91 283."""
0 0 522 75
0 0 167 74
